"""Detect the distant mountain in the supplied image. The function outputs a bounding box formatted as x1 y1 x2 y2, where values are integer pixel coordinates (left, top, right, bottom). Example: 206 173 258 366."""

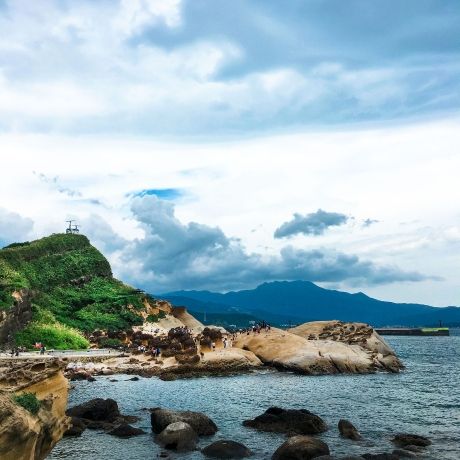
162 280 460 327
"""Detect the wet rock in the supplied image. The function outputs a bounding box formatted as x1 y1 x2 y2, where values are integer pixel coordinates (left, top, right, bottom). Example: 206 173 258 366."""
107 423 146 438
66 398 120 422
392 449 417 458
64 416 87 437
202 440 252 459
362 454 399 459
391 433 431 448
156 421 198 451
128 376 140 381
243 407 327 435
338 419 362 440
150 408 218 435
272 435 330 460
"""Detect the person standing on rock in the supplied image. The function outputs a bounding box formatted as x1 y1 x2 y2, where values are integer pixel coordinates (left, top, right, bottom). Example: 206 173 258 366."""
211 341 216 351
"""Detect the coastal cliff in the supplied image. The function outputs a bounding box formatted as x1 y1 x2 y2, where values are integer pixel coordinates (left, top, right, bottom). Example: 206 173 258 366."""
0 358 70 460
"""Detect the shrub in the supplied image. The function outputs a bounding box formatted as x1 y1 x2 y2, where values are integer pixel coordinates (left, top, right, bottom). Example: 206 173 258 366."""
13 392 41 415
15 322 89 350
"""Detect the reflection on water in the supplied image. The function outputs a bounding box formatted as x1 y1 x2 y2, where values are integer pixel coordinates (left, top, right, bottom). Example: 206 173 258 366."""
48 333 460 459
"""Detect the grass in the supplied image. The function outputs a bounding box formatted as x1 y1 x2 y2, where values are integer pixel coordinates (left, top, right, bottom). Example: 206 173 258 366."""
0 233 151 348
12 392 41 415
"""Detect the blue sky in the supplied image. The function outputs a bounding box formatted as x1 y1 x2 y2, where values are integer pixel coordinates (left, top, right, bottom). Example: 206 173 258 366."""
0 1 459 305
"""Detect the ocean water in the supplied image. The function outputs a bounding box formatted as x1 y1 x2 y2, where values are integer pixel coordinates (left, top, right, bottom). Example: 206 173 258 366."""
48 333 460 459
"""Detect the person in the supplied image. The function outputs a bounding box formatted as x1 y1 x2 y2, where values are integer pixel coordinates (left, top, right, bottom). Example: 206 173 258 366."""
211 341 216 351
156 347 161 357
223 338 227 348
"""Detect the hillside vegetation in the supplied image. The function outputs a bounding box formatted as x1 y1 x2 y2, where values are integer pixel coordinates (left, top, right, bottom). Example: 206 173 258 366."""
0 234 149 349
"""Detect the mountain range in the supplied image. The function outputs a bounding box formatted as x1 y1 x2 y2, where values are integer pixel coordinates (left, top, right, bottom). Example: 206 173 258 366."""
162 280 460 328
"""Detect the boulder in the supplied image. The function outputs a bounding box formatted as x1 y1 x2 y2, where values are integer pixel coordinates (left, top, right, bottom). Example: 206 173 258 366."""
150 408 218 435
63 416 87 437
156 421 198 451
362 454 399 459
338 419 362 440
66 398 120 422
107 423 146 438
391 433 431 448
272 435 330 460
243 407 327 435
202 440 252 459
392 449 417 458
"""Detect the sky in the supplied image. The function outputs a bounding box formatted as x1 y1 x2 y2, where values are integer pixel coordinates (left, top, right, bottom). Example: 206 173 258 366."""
0 0 459 306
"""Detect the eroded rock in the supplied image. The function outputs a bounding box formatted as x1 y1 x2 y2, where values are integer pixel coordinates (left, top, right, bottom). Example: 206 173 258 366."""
338 419 362 440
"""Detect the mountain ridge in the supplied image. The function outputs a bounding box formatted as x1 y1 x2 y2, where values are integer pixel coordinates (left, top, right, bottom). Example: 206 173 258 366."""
162 280 460 327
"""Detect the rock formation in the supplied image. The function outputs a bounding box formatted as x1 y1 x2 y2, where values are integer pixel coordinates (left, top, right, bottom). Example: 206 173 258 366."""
233 321 402 375
202 440 253 459
0 358 70 460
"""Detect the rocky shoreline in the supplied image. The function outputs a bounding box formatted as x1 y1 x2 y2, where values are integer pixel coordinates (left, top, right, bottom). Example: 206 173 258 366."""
63 399 433 459
64 321 403 382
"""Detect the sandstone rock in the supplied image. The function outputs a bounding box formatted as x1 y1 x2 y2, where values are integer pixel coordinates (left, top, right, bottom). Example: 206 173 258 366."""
107 423 146 438
156 421 197 451
391 433 431 448
150 408 218 435
66 398 120 422
233 322 402 375
338 419 362 440
243 407 327 435
0 359 70 460
202 440 252 458
272 435 330 460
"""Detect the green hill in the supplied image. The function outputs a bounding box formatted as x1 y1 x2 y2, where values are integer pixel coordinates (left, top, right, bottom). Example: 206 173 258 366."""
0 234 150 349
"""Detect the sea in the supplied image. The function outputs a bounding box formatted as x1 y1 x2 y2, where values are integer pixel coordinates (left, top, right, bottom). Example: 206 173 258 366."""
48 332 460 459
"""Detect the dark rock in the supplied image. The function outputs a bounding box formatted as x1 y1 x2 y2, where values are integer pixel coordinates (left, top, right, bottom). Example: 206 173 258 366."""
128 376 140 381
64 416 87 437
362 454 399 459
107 423 146 438
66 398 120 422
338 419 362 440
156 421 198 451
392 434 431 448
272 435 330 460
150 408 218 435
202 440 252 459
243 407 327 435
86 375 96 382
159 373 177 381
392 449 417 458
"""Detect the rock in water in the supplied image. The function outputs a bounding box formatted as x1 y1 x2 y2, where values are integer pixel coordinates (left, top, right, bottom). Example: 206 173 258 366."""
362 454 399 459
64 417 87 437
156 421 198 451
202 440 252 459
150 408 218 435
338 419 362 440
272 436 330 460
391 433 431 448
243 407 327 435
107 423 146 438
66 398 120 422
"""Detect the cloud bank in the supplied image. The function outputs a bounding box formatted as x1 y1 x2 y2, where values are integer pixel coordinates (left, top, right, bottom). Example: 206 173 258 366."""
0 0 459 136
112 196 431 292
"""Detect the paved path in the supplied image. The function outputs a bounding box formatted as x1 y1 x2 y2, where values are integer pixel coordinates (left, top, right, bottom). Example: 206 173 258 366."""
0 349 124 360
